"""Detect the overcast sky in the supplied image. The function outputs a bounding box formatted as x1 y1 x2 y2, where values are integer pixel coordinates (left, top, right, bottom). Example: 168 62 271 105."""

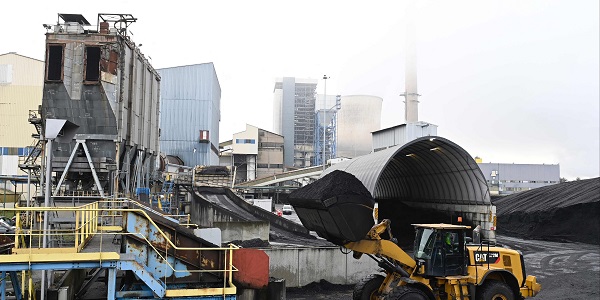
2 0 598 180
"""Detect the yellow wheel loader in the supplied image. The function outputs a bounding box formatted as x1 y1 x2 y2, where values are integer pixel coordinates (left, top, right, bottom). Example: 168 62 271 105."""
346 220 540 300
287 170 541 300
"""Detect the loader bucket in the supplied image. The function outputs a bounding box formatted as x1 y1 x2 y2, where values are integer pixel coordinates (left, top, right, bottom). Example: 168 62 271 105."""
288 170 375 246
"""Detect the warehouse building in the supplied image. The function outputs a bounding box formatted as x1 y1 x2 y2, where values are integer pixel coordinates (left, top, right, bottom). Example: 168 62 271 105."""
476 160 560 195
0 52 43 183
158 63 221 167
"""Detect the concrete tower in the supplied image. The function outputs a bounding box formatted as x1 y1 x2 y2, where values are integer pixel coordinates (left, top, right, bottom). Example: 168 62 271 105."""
402 2 419 123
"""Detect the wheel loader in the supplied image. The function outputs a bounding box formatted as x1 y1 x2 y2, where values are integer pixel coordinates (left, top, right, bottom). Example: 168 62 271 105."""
288 171 541 300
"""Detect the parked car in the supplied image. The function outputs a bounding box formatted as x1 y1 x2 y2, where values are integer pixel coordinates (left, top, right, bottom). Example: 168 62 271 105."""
0 219 15 234
0 216 14 226
282 205 294 215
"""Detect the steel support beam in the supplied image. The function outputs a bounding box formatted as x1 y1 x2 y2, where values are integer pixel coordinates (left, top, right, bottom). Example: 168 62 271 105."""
107 268 117 300
53 140 82 196
81 141 105 197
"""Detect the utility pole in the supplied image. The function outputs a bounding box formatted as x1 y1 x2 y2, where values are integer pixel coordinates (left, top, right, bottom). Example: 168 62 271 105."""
322 75 329 171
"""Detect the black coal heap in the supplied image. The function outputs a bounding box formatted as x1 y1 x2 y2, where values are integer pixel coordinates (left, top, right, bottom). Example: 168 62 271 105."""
288 170 375 245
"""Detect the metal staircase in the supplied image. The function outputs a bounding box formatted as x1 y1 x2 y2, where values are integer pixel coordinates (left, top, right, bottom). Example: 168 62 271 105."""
18 109 44 181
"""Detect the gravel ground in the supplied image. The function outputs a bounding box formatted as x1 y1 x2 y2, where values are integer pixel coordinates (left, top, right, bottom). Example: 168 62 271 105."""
287 235 600 299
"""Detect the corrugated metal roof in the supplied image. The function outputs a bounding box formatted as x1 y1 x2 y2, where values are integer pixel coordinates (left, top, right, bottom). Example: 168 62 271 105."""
323 136 490 205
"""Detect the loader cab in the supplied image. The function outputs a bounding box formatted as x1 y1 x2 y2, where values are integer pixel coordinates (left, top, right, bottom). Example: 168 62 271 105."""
413 224 470 277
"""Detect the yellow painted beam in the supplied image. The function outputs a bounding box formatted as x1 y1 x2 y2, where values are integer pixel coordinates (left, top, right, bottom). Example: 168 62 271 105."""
98 226 123 232
0 252 120 263
12 248 78 254
165 287 237 297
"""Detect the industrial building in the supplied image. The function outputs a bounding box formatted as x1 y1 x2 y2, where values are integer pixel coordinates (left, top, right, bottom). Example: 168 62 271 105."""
372 122 438 152
273 77 384 168
40 14 161 197
0 52 43 179
158 63 221 167
476 160 560 195
221 124 284 185
273 77 317 168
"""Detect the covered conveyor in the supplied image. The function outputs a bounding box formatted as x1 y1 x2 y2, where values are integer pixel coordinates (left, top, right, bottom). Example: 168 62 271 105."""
322 136 495 241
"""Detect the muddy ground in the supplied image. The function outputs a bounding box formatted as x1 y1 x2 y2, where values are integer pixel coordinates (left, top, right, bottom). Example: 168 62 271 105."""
287 235 600 299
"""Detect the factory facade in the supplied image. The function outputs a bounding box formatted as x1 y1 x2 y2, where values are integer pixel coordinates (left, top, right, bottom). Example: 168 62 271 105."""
0 53 43 178
476 160 560 195
158 63 221 168
221 124 285 185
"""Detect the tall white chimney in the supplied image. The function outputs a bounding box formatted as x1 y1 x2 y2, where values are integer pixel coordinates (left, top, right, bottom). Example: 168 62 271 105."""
403 1 419 123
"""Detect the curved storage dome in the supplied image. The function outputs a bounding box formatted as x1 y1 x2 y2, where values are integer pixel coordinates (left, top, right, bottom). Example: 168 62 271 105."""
323 136 490 206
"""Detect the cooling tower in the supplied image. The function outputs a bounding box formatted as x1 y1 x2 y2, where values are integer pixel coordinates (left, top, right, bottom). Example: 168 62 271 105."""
337 95 382 158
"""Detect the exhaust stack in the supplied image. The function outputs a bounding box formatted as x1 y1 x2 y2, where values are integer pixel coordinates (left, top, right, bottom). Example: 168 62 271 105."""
402 2 419 123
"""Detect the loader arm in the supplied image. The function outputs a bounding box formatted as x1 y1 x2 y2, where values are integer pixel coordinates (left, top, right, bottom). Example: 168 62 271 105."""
344 219 416 273
345 239 416 270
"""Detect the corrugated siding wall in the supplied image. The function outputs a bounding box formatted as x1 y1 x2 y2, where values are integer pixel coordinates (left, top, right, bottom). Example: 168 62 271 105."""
0 54 44 148
158 63 221 167
478 163 560 182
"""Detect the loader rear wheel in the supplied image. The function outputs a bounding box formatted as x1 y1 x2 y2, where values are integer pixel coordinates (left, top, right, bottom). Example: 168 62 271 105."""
477 281 514 300
384 285 428 300
353 274 385 300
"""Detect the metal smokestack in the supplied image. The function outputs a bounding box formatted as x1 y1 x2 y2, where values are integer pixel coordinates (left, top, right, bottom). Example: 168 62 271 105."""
403 1 419 123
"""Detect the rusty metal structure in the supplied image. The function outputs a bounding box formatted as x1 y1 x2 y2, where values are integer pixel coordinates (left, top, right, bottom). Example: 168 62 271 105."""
42 13 160 197
0 198 270 299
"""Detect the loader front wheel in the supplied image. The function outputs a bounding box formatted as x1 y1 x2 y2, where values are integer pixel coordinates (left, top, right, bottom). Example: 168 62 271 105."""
477 281 514 300
384 285 428 300
353 274 385 300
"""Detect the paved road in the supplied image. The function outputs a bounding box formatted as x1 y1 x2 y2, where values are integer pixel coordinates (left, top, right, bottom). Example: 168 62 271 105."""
498 236 600 299
274 203 302 224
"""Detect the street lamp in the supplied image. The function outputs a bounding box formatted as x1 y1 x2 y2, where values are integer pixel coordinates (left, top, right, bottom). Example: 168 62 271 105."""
322 75 329 171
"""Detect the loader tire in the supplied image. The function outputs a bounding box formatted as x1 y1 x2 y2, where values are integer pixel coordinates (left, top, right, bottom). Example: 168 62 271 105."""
477 281 514 300
384 285 428 300
353 274 385 300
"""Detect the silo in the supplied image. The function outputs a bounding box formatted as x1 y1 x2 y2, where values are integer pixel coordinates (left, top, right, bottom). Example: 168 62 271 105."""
337 95 382 158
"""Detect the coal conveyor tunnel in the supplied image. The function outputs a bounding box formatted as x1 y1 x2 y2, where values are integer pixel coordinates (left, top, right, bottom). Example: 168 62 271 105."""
322 136 495 244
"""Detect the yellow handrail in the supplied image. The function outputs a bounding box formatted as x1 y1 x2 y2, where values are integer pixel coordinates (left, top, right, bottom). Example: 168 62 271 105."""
1 198 239 293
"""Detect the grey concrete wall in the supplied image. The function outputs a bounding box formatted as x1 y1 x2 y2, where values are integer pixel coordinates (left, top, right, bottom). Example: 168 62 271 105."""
263 247 379 287
224 189 309 235
214 221 270 243
190 193 247 228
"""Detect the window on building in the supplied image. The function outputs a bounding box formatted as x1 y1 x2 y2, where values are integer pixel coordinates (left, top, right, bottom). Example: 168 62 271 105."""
46 45 64 81
257 164 269 168
0 147 18 156
270 164 283 169
235 139 256 144
0 64 12 84
84 46 101 82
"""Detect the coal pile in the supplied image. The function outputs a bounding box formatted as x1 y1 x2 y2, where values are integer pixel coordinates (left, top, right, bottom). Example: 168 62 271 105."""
289 170 373 200
228 238 270 248
288 170 375 245
495 177 600 245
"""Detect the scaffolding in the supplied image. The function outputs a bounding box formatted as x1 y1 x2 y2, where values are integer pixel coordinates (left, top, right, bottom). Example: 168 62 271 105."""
293 83 317 168
313 108 338 166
